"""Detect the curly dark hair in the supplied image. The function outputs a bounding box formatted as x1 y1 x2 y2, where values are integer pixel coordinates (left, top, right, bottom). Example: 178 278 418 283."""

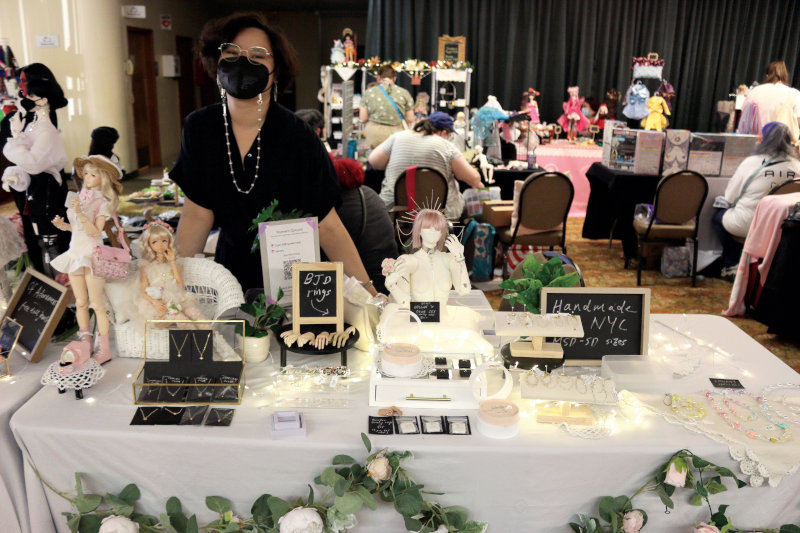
198 11 299 94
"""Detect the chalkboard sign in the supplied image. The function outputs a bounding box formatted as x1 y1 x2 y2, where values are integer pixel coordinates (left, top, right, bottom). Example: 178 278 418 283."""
437 35 466 62
541 288 650 365
410 301 440 323
291 262 344 334
2 269 70 363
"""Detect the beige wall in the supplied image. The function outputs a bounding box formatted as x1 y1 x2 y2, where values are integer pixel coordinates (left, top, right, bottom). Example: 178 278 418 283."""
0 1 366 176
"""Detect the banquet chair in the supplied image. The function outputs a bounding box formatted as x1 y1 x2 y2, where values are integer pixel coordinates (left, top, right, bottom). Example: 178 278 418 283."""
629 170 708 287
498 171 573 279
392 167 449 250
498 251 584 311
769 178 800 196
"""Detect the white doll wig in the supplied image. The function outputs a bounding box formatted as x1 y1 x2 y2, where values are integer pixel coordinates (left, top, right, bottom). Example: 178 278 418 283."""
411 209 448 251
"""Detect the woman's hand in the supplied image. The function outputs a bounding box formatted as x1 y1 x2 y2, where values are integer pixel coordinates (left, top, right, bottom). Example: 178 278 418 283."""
444 234 465 261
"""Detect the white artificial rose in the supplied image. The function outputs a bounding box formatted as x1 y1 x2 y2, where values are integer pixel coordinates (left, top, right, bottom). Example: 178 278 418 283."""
278 507 324 533
367 453 392 482
98 515 139 533
664 458 688 488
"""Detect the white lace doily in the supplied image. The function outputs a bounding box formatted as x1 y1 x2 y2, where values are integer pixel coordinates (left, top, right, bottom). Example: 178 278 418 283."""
559 405 616 439
376 358 436 379
638 392 800 487
41 360 105 391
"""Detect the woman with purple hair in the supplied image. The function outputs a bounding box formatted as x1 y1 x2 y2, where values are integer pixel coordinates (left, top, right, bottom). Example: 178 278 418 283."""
712 121 800 279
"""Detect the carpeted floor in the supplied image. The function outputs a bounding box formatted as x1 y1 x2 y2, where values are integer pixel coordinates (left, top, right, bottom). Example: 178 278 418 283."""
483 217 800 373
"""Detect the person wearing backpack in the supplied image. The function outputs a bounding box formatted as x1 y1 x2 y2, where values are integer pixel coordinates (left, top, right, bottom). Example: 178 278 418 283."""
712 122 800 279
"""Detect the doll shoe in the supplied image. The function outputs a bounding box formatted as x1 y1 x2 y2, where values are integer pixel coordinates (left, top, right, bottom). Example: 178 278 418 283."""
58 329 93 375
93 333 113 365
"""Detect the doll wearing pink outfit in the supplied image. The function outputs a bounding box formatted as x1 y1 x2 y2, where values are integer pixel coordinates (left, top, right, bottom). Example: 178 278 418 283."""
557 86 590 141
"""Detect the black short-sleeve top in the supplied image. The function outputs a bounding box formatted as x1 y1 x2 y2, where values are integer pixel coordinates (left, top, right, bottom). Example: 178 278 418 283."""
170 102 341 291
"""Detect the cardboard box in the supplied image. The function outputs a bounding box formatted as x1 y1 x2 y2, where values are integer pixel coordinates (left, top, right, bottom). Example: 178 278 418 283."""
481 200 514 227
721 134 758 176
662 129 691 175
633 130 665 175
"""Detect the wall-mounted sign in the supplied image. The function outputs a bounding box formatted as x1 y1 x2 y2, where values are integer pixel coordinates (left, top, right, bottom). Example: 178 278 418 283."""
35 35 60 48
122 5 146 19
160 14 172 31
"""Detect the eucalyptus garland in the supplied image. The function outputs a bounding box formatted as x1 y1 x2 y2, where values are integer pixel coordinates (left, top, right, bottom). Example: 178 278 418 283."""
40 433 486 533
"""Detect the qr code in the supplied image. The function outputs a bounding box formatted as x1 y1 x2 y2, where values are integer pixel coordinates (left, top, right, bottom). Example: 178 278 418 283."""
283 260 297 281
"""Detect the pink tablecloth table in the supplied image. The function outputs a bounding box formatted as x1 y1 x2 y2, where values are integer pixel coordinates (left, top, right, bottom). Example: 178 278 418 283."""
534 142 603 217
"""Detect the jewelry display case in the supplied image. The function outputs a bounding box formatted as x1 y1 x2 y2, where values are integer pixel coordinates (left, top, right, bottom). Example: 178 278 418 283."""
132 319 245 405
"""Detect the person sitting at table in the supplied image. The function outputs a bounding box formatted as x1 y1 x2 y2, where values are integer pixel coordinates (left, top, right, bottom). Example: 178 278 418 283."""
712 121 800 279
169 11 375 294
296 108 331 152
580 97 605 134
369 112 482 220
330 155 398 294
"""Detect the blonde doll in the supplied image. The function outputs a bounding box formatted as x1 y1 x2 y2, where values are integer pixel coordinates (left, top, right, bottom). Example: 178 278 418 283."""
136 220 205 324
51 155 122 368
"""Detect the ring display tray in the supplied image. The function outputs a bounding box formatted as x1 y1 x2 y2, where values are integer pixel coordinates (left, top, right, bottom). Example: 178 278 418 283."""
496 312 583 368
369 349 484 409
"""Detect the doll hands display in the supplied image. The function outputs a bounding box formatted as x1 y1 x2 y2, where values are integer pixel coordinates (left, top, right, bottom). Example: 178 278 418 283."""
444 234 465 262
331 326 356 348
296 332 316 348
314 331 330 349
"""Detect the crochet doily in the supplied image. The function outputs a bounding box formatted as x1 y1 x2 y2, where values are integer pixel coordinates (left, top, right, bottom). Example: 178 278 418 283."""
376 358 436 379
638 392 800 487
41 360 105 390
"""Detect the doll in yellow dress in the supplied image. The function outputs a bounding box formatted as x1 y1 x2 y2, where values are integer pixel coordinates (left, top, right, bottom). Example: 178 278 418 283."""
641 96 671 131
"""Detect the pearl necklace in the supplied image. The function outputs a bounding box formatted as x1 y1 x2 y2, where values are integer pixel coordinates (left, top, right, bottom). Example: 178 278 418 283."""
221 91 263 195
759 383 800 425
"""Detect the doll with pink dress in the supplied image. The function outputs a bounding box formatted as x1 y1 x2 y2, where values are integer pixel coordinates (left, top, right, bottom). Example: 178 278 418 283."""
521 88 540 123
557 86 589 141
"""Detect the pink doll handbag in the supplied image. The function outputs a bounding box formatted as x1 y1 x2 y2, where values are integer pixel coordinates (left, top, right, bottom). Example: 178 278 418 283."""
91 214 131 279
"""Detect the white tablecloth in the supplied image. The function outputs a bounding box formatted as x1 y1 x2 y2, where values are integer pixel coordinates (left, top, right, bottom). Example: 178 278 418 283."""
0 343 60 533
10 315 800 532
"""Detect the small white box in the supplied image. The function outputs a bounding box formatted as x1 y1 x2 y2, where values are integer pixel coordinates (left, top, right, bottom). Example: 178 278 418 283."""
270 411 307 439
600 355 672 393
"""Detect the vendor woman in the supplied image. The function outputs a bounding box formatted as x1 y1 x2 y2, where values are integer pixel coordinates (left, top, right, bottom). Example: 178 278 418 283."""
171 12 374 293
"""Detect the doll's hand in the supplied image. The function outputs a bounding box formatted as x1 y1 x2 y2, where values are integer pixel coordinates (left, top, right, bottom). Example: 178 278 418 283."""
70 197 82 212
314 331 330 350
164 248 176 263
9 112 24 138
51 216 69 232
444 235 465 261
280 330 299 347
296 332 315 348
153 300 168 317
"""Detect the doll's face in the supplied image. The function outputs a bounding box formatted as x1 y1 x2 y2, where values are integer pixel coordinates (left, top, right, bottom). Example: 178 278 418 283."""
420 227 441 249
149 233 171 255
83 166 102 190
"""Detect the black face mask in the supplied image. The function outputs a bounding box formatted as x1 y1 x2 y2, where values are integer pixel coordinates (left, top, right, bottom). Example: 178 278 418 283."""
20 98 37 112
217 57 271 100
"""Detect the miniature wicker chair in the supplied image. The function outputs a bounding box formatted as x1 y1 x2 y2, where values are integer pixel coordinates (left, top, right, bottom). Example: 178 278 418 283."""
112 257 244 358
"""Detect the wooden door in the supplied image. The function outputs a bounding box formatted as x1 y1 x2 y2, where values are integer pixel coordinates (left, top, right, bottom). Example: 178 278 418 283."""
175 35 195 126
127 27 161 171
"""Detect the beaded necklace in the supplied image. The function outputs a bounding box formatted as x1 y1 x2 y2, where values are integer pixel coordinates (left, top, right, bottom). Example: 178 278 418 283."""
221 91 264 194
759 384 800 425
704 390 792 443
666 393 706 421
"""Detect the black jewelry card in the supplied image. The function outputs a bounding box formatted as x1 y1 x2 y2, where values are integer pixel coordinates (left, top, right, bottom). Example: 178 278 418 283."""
159 376 187 403
169 330 192 363
445 415 471 435
204 408 235 426
158 406 185 425
709 378 744 389
368 416 395 435
130 407 161 425
190 330 213 363
187 376 216 402
138 378 162 403
213 375 240 402
410 301 440 322
180 405 208 426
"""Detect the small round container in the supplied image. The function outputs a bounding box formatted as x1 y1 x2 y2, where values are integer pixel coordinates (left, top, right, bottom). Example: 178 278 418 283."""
477 398 520 439
381 343 422 377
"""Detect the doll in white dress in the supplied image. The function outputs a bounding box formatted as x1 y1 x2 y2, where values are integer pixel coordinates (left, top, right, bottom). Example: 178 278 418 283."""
385 209 471 319
136 221 205 324
51 155 122 369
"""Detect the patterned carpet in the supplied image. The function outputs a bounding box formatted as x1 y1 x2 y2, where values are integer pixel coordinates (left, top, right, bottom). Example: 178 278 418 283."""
484 217 800 373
